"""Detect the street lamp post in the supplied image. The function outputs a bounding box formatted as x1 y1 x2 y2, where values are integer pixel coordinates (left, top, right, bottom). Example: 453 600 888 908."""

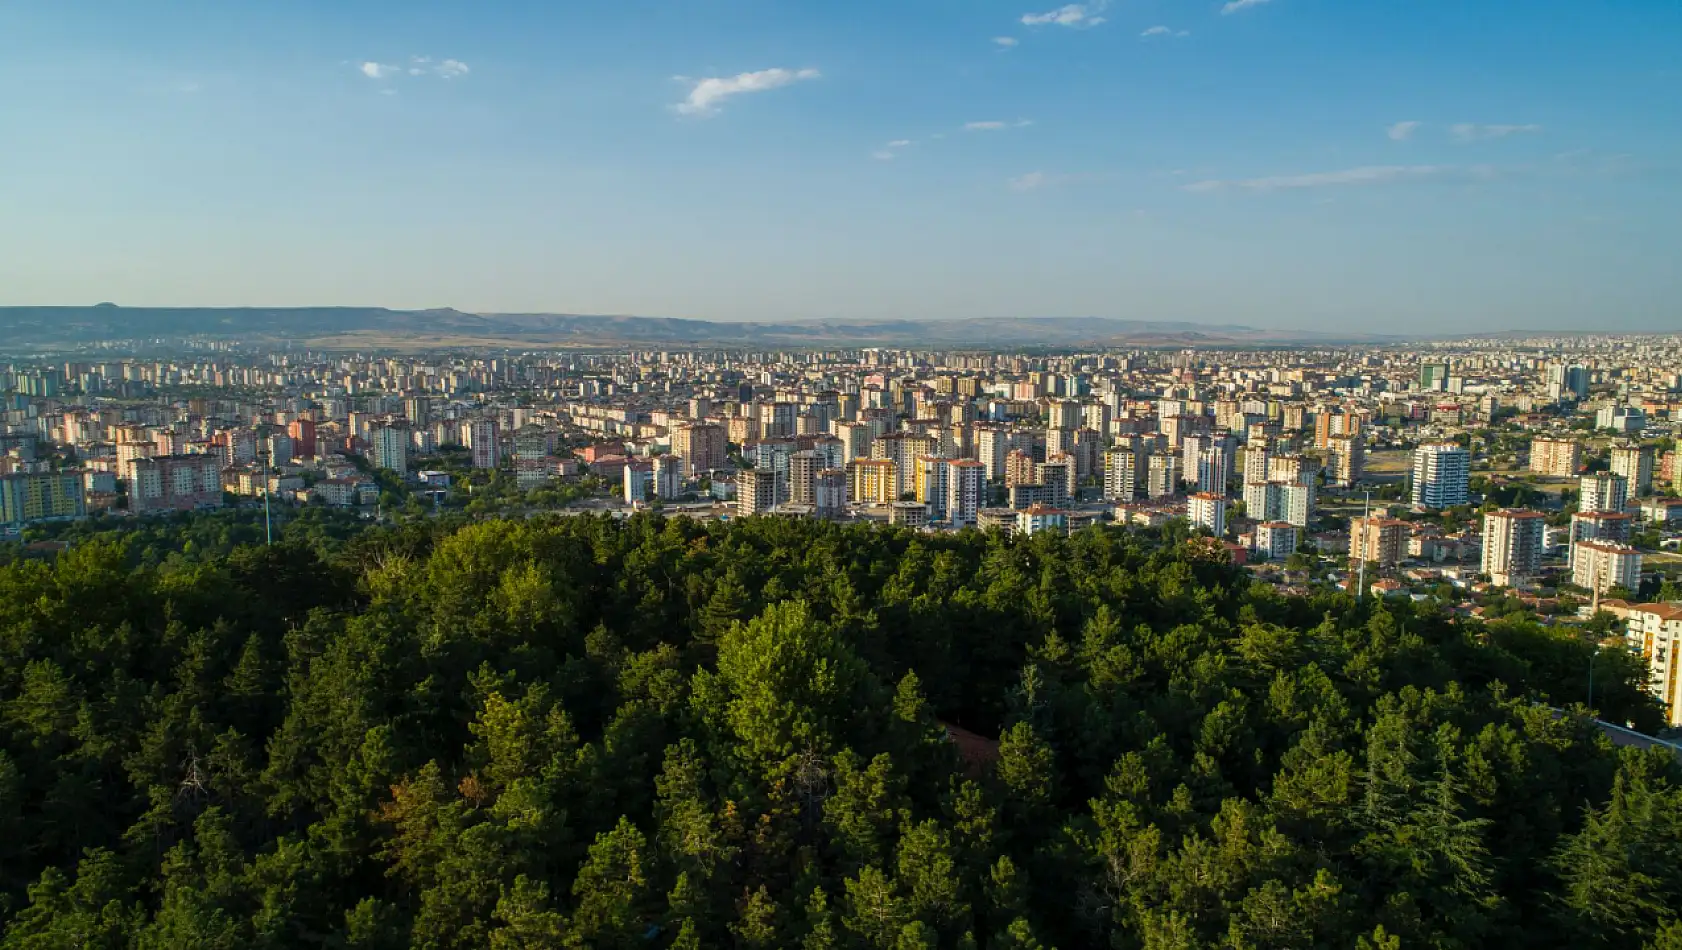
1588 645 1600 712
1355 489 1372 603
261 447 272 546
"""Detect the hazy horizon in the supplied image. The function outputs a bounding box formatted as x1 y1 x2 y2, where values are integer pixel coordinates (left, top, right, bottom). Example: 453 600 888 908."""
3 1 1679 334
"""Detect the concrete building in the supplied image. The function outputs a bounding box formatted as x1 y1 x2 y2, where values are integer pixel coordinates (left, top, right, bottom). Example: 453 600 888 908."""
737 468 778 516
1412 442 1470 509
1620 603 1682 726
1005 450 1037 488
127 455 225 513
888 500 928 528
623 462 653 504
671 423 728 476
846 459 897 506
975 427 1010 483
945 459 985 528
1597 406 1646 434
1243 443 1271 487
0 471 86 532
1326 434 1364 488
1481 509 1547 588
1016 504 1067 536
789 450 821 507
814 469 847 516
872 432 938 498
1103 449 1140 501
1036 455 1076 506
914 456 949 520
1253 521 1298 561
1571 510 1633 546
1529 437 1582 478
1146 453 1179 499
1547 363 1589 403
1580 473 1629 515
1281 483 1316 529
466 419 501 470
1244 481 1279 524
835 421 876 465
369 424 409 476
1188 492 1227 537
1194 445 1232 496
653 454 683 500
1350 516 1410 568
1572 541 1641 595
1610 442 1655 496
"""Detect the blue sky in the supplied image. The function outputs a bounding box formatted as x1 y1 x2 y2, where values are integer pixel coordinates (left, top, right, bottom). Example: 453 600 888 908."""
2 0 1679 332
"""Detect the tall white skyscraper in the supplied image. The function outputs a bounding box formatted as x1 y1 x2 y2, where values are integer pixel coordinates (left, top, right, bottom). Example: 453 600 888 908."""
1412 442 1469 509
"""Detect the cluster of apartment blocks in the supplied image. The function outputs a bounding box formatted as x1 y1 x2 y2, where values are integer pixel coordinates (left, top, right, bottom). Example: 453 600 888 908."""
3 340 1680 540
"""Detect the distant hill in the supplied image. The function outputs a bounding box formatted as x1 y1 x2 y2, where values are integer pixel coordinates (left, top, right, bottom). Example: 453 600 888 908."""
0 306 1395 349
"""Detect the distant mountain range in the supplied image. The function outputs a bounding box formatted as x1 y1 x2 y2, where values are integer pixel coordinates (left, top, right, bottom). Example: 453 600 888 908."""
0 305 1400 349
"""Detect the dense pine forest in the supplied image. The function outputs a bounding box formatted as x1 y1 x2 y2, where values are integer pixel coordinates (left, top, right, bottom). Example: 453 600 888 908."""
3 514 1682 948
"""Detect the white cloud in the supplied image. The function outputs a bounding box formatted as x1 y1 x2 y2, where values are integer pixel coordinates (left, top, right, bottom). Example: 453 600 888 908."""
1387 120 1422 141
1452 122 1542 142
873 139 914 160
1010 171 1048 191
966 121 1008 131
1021 3 1107 28
994 36 1020 47
674 67 820 116
1140 25 1189 38
1183 164 1453 192
364 57 468 81
1221 0 1273 14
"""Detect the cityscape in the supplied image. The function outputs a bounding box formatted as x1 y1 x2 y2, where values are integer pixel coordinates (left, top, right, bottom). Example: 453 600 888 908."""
5 332 1682 723
6 0 1682 946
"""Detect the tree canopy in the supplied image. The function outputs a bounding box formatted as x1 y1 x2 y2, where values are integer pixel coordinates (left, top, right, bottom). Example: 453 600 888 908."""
1 512 1677 948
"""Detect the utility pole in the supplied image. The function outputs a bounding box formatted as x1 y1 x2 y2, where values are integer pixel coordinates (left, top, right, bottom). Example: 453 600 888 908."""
1355 489 1372 602
1588 646 1598 711
261 447 272 546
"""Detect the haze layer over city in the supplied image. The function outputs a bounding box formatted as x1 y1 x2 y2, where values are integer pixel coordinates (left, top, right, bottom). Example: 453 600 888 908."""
4 2 1682 948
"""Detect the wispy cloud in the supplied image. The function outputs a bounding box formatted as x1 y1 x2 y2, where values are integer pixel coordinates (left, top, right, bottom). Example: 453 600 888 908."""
965 119 1034 131
994 36 1020 48
1010 171 1049 191
1452 123 1542 142
362 57 469 81
1183 164 1464 192
1387 120 1422 141
1021 3 1108 28
674 67 820 116
1140 25 1189 38
873 140 914 160
1221 0 1273 14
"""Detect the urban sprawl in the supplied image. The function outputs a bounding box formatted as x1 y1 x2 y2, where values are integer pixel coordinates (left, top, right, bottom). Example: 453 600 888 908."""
3 335 1681 721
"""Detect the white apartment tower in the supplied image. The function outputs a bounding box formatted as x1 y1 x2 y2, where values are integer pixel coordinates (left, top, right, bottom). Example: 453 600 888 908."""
1412 443 1469 509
